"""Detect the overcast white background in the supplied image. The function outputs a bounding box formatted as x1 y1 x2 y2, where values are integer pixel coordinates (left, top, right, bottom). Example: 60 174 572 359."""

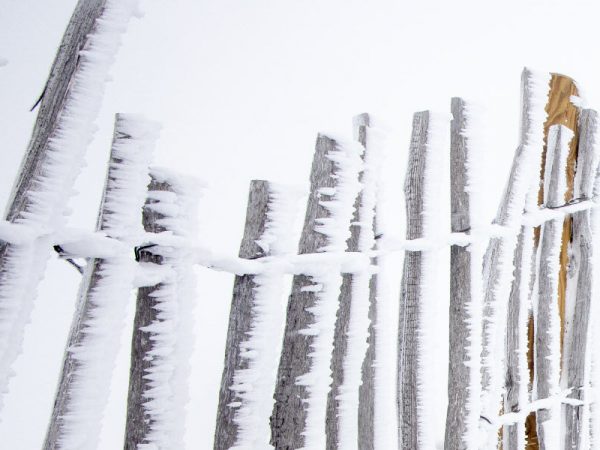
1 0 600 448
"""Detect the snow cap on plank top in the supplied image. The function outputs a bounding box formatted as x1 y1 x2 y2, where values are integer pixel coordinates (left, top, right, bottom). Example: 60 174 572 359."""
99 114 158 241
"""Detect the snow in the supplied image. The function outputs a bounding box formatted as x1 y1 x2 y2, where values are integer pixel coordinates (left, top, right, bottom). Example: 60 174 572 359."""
135 167 201 449
296 135 364 449
414 111 451 450
228 184 304 450
458 101 486 448
479 69 551 440
56 113 156 450
336 119 382 450
0 0 139 417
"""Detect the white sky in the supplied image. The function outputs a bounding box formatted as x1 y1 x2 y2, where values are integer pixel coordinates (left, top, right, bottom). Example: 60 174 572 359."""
2 0 600 448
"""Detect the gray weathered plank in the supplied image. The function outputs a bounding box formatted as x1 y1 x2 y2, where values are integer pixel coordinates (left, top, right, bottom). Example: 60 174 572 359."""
124 175 172 449
355 113 378 450
326 113 373 449
444 97 473 450
397 111 429 450
0 0 109 412
44 114 153 449
503 225 536 450
270 134 338 449
563 109 599 450
535 124 571 449
213 180 271 450
480 68 545 428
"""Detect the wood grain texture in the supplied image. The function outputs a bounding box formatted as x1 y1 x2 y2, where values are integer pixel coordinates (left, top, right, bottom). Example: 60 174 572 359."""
354 113 378 450
213 180 271 450
0 0 108 415
444 98 472 450
535 125 568 450
326 113 374 450
44 114 135 450
481 70 536 418
123 176 171 449
397 111 429 450
563 109 598 450
270 135 338 449
529 74 579 449
543 74 579 358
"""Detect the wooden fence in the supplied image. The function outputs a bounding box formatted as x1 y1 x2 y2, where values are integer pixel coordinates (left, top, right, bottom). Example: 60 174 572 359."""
1 1 600 449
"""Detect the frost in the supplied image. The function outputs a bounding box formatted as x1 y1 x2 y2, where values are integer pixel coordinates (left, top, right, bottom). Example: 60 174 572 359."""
0 0 140 417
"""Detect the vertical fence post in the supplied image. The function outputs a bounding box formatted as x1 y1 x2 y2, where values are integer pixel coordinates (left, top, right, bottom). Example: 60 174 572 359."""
125 169 199 449
270 135 338 449
214 180 271 450
44 114 156 450
356 114 379 450
397 111 447 449
271 134 361 449
563 109 599 449
0 0 137 413
535 124 572 449
445 97 481 450
326 113 376 450
479 69 550 447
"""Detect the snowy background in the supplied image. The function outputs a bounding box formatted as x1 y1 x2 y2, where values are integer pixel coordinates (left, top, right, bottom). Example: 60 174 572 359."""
2 0 600 448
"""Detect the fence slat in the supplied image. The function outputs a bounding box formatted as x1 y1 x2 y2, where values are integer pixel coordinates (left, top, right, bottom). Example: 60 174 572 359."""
445 97 479 450
270 135 337 448
503 225 536 450
355 113 378 450
44 114 156 450
214 180 270 450
0 0 120 414
535 124 572 450
397 111 429 450
125 170 198 449
479 71 550 441
125 175 170 448
326 113 375 450
563 109 599 450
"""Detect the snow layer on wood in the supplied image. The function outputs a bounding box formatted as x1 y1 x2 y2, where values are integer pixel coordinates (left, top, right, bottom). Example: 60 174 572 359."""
58 114 156 450
136 167 201 450
458 101 486 448
0 0 139 416
337 123 383 450
588 118 600 448
296 137 363 449
533 124 573 450
415 111 451 449
230 184 303 450
480 69 551 429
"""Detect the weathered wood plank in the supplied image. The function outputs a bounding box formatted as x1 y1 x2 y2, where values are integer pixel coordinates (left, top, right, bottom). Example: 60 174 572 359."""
444 97 474 450
124 175 171 449
480 70 542 431
213 180 271 450
530 73 580 449
397 111 429 450
44 114 154 450
270 135 338 449
326 113 373 450
535 124 571 450
0 0 109 413
354 113 379 450
563 109 598 450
